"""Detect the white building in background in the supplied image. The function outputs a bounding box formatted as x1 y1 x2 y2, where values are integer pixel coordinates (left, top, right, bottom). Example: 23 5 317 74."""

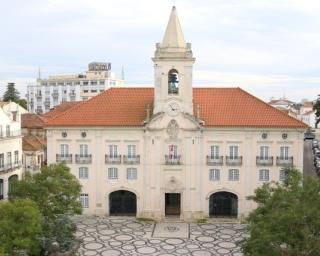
27 62 124 114
0 105 23 200
46 7 307 221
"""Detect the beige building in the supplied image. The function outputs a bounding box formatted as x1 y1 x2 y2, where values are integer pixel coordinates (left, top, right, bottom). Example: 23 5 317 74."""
0 104 23 200
46 7 307 220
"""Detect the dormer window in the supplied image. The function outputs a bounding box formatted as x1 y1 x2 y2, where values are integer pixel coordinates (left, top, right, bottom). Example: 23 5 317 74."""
168 69 179 94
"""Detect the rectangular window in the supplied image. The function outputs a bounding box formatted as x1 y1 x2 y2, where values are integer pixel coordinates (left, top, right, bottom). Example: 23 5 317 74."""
0 154 4 167
280 146 289 160
228 169 239 181
80 193 89 208
80 144 88 156
259 169 270 181
127 168 137 180
7 152 11 165
127 145 136 158
168 145 178 158
60 144 69 156
108 145 118 157
229 146 239 159
108 168 118 179
79 167 89 179
209 169 220 181
6 125 10 137
210 146 219 159
279 169 286 181
260 146 269 159
14 151 19 164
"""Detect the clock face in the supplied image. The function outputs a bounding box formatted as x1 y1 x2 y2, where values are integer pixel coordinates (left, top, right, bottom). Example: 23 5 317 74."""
166 101 180 116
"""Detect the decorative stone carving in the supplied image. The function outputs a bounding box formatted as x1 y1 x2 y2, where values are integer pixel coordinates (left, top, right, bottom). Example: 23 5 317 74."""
165 176 184 193
167 119 179 138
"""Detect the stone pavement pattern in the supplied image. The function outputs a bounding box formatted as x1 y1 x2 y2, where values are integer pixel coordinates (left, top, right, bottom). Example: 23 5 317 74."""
75 216 247 256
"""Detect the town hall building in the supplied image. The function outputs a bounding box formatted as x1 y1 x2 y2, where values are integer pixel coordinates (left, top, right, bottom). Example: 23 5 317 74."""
46 7 307 221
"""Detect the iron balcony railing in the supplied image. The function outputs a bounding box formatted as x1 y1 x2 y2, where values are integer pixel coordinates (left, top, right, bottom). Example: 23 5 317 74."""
256 156 273 166
35 93 42 98
165 155 181 165
56 154 72 163
206 156 223 166
226 156 243 166
276 156 293 167
0 130 21 139
0 161 22 174
52 92 59 98
75 154 92 164
105 155 121 164
123 155 140 164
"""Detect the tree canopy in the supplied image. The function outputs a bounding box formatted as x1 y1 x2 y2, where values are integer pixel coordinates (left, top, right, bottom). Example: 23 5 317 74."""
242 167 320 256
0 199 43 255
2 83 20 102
314 95 320 128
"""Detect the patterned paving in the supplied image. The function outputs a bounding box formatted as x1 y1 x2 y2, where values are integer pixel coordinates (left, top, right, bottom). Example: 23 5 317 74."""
75 216 247 256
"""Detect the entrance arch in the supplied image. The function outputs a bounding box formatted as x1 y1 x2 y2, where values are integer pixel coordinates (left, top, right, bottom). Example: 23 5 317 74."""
8 174 18 193
109 190 137 216
209 192 238 217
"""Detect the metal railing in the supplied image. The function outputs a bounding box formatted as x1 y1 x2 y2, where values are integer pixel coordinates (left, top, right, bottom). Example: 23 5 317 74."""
256 156 273 166
56 154 72 163
206 156 223 166
0 130 21 139
75 154 92 164
105 155 121 164
165 155 181 165
123 155 140 164
0 161 22 174
226 156 243 166
52 92 59 98
276 156 293 167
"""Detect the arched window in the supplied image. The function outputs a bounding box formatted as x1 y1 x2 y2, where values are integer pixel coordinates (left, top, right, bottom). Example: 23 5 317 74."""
168 69 179 94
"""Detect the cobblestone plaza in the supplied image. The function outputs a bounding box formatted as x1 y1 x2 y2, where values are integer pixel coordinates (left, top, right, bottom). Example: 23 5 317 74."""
75 216 248 256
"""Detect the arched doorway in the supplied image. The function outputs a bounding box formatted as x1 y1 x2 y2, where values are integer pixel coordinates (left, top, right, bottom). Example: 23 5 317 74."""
109 190 137 216
209 192 238 218
8 174 18 193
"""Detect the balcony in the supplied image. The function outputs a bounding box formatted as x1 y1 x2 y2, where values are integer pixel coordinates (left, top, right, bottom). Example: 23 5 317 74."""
105 155 121 164
256 156 273 166
56 154 72 164
52 92 59 98
0 130 21 139
69 92 76 97
44 99 50 106
0 162 21 174
165 155 181 165
75 154 92 164
206 156 223 166
276 157 293 167
35 93 42 99
123 155 140 165
226 156 243 166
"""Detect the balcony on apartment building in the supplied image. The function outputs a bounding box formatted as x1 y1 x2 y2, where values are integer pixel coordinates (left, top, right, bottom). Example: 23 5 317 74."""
52 91 59 98
225 156 243 166
165 155 181 165
0 130 21 139
276 156 293 167
256 156 274 166
0 161 22 174
206 156 223 166
56 154 72 164
105 155 121 164
123 155 140 165
35 93 42 99
44 99 50 106
75 154 92 164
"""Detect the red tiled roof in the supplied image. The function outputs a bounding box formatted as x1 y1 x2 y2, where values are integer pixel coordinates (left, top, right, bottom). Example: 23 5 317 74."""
45 87 308 129
23 135 46 151
41 101 82 121
21 113 45 128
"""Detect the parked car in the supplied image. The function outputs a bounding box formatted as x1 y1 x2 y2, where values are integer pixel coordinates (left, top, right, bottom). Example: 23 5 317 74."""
312 139 318 149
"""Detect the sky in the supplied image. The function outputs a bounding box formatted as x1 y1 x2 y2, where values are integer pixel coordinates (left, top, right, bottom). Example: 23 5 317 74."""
0 0 320 102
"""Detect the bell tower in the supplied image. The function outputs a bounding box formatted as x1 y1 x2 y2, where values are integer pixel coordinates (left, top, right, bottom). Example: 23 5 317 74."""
152 6 195 116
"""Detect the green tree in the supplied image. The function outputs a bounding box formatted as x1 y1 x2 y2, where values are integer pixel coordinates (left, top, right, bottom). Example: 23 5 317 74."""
2 83 20 102
0 199 43 255
314 95 320 128
17 98 27 110
242 167 320 256
9 164 82 254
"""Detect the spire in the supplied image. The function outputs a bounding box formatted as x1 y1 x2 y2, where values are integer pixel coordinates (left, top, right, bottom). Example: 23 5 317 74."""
162 6 186 48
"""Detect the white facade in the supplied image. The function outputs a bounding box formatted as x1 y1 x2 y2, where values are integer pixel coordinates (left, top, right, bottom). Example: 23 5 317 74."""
0 107 23 200
27 62 124 114
46 7 306 221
